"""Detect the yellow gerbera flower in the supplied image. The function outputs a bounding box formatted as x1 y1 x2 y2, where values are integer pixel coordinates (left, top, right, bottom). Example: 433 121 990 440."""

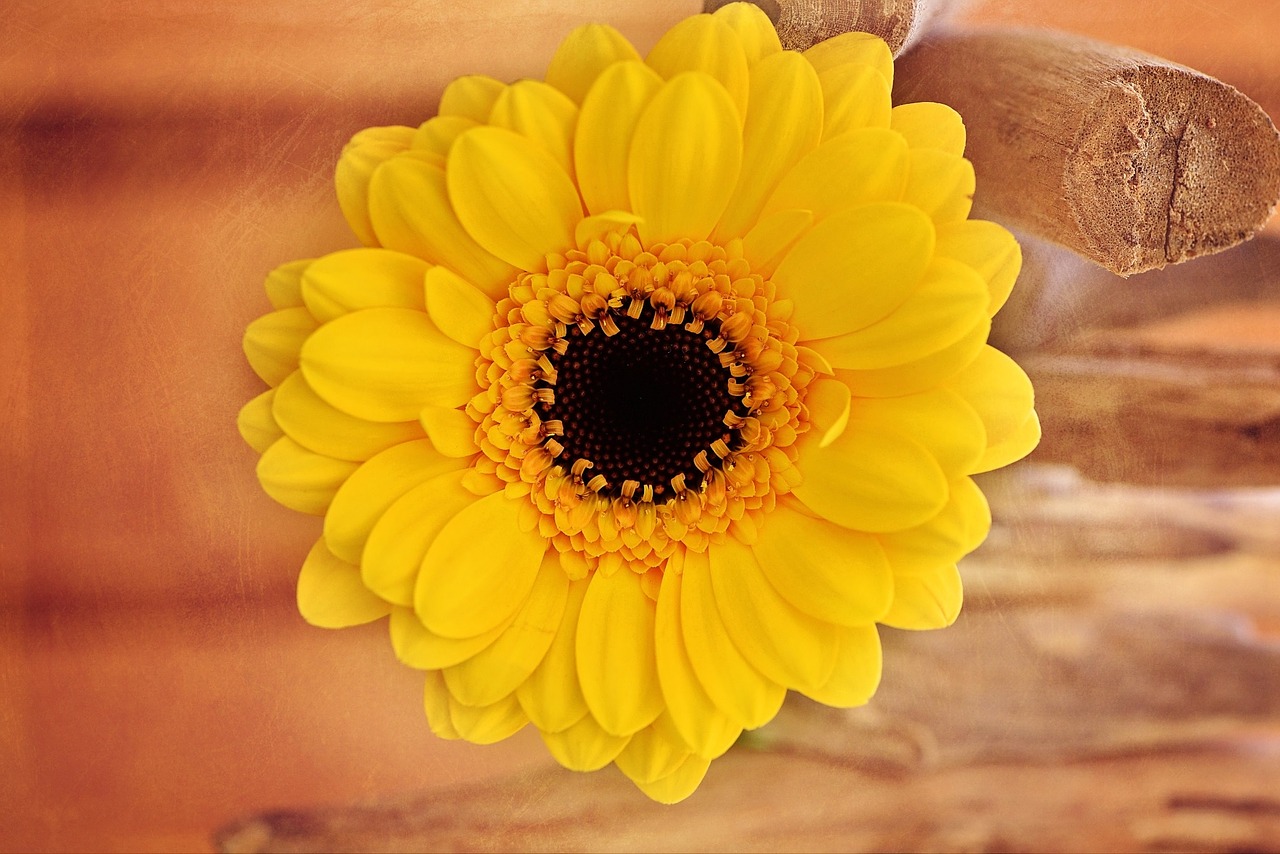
239 3 1039 803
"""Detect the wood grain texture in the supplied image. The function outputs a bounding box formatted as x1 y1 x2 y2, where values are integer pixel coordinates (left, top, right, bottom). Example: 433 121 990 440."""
895 28 1280 275
992 235 1280 487
214 461 1280 852
209 463 1280 850
216 749 1280 853
703 0 968 53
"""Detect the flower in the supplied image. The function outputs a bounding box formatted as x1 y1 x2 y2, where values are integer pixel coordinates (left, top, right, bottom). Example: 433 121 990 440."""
238 2 1039 803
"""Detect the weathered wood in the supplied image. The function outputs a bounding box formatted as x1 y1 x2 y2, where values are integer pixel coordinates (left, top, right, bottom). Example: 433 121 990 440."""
215 749 1280 853
973 464 1280 621
215 458 1280 852
769 610 1280 769
1018 335 1280 487
895 28 1280 276
985 233 1280 488
992 233 1280 354
703 0 968 53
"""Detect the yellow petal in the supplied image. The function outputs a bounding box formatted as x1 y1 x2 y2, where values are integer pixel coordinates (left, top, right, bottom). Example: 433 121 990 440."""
774 202 934 340
632 753 712 804
710 1 782 66
754 499 893 625
975 409 1041 474
389 605 510 670
364 470 475 607
368 153 518 300
850 387 987 475
654 565 742 759
713 51 823 241
804 31 893 88
256 436 358 516
836 315 990 398
416 492 546 638
818 64 892 140
614 713 692 785
806 257 989 370
879 475 991 575
945 346 1036 452
517 575 591 733
299 306 476 422
680 549 785 729
488 80 579 175
296 537 391 628
575 210 644 247
742 208 812 277
629 72 743 246
243 307 317 388
335 125 416 246
443 553 569 707
424 670 461 739
798 623 882 708
891 102 966 156
264 259 310 309
237 388 282 454
574 61 664 216
708 538 838 692
540 713 630 772
576 567 664 737
447 691 528 745
796 343 835 377
324 438 466 565
410 115 476 159
645 15 750 121
793 423 948 533
903 148 975 224
762 128 909 224
880 563 963 630
300 248 428 322
272 371 422 462
805 375 851 447
447 126 582 272
418 405 478 458
935 219 1022 316
545 23 641 104
424 265 495 350
438 75 505 123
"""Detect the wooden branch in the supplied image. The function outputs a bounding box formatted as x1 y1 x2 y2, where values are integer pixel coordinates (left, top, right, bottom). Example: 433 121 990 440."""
895 28 1280 276
702 0 969 54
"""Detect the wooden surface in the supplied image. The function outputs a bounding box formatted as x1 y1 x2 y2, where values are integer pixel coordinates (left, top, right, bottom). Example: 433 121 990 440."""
4 1 1280 852
215 464 1280 852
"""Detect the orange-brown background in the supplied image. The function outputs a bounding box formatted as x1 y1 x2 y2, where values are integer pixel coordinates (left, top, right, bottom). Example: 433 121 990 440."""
3 2 1277 851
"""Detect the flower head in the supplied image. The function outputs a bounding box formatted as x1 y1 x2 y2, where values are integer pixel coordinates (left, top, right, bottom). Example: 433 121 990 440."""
239 2 1038 803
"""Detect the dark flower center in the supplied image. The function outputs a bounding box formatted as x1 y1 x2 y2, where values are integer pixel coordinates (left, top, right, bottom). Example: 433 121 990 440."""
540 312 743 496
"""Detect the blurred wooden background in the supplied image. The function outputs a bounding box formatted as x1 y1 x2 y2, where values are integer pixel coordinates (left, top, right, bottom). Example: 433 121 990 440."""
2 1 1278 851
